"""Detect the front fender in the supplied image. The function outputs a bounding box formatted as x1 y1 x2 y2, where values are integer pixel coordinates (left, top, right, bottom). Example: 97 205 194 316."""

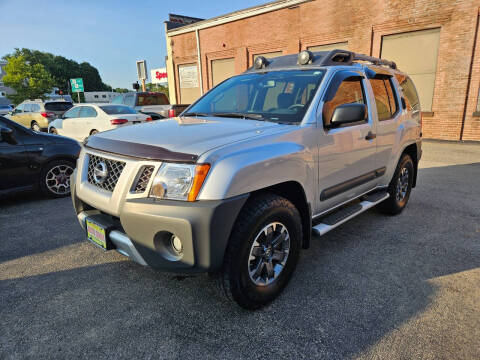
198 142 315 201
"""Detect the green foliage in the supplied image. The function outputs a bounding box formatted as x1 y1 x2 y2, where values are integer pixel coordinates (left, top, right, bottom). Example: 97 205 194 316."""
145 83 169 100
3 48 112 94
2 55 55 104
113 88 130 93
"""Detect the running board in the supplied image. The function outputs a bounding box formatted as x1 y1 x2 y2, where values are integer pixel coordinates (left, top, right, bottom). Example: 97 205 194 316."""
312 191 389 236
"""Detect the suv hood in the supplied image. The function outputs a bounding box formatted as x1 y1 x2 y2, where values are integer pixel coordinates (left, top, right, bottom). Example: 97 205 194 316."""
84 116 285 161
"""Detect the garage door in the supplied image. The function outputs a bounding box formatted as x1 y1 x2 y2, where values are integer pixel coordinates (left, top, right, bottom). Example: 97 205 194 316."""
178 63 201 104
381 28 440 112
307 42 348 52
211 58 235 87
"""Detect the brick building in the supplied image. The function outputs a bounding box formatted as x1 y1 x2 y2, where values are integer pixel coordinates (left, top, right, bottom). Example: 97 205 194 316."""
165 0 480 141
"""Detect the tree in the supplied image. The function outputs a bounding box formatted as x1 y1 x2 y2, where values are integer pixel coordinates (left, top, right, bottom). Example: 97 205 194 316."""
145 83 169 100
3 48 112 94
113 88 130 93
2 55 55 104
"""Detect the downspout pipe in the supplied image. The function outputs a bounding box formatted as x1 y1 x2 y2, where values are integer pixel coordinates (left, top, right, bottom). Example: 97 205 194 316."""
195 29 204 95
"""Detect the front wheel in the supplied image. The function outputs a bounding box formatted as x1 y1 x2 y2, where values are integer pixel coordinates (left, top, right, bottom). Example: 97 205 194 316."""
378 154 414 215
31 121 41 132
218 194 302 310
49 127 58 135
39 160 75 198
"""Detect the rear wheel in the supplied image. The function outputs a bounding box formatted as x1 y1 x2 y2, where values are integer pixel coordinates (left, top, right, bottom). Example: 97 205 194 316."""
218 194 302 310
40 160 75 198
31 121 41 132
378 154 414 215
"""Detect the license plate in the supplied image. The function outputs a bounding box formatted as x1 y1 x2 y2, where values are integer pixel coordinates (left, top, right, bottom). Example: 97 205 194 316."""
86 218 107 249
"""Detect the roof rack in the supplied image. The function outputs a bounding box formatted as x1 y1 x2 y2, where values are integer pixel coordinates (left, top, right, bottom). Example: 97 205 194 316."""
319 50 397 70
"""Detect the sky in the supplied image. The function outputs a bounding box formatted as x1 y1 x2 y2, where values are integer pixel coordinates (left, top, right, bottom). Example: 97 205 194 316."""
0 0 268 89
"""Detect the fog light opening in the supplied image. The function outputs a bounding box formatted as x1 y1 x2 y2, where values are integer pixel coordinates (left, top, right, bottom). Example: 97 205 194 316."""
171 235 183 254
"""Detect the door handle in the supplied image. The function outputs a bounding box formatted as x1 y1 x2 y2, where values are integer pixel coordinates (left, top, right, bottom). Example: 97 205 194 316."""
365 131 376 140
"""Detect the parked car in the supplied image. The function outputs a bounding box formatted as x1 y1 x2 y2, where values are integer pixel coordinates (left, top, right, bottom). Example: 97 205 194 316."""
0 104 13 115
111 91 188 119
9 99 73 131
48 104 152 141
0 115 80 198
71 50 422 309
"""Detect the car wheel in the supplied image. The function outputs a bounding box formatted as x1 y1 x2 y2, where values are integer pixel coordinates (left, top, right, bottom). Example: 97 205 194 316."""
31 121 41 132
39 159 75 198
90 129 99 136
49 127 58 135
218 194 302 310
378 154 414 215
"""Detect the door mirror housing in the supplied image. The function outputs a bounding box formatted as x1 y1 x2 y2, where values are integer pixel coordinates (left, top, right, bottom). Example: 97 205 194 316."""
330 103 367 128
0 126 17 144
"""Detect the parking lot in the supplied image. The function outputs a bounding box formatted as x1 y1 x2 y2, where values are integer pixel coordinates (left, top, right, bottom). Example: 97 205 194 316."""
1 140 479 359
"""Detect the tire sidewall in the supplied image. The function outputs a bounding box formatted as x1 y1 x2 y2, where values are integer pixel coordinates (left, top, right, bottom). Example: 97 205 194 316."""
391 155 414 211
230 203 301 306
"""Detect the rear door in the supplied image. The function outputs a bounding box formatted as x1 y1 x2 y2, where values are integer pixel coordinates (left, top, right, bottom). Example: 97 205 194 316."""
368 74 402 174
317 70 378 213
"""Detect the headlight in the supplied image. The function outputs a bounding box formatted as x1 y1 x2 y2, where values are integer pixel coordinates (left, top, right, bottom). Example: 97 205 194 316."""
150 163 210 201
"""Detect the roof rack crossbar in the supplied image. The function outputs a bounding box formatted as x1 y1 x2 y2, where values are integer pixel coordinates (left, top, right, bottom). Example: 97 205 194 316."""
318 49 397 70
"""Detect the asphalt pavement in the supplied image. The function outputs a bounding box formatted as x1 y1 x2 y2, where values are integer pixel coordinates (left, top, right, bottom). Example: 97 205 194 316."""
1 140 479 359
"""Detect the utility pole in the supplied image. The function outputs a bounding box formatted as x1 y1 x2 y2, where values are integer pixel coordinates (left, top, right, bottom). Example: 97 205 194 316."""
142 78 146 92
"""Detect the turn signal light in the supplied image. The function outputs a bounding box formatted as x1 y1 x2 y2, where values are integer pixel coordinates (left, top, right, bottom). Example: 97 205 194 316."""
110 119 128 125
188 164 211 201
168 109 175 118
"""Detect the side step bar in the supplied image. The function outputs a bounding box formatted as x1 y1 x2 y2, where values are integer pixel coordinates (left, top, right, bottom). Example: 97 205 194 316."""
312 191 389 236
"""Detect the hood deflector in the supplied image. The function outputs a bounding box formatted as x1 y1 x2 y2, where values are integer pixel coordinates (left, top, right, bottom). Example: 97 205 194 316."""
84 136 198 163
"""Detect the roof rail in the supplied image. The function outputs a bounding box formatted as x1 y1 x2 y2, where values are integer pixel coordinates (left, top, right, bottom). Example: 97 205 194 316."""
319 49 397 70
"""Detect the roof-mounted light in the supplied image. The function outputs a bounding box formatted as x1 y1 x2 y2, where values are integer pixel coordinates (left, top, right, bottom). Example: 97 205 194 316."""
254 56 269 70
298 50 313 65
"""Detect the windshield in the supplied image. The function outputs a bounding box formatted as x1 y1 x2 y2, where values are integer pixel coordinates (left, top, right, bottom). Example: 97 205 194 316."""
186 70 325 124
100 105 137 115
136 93 169 106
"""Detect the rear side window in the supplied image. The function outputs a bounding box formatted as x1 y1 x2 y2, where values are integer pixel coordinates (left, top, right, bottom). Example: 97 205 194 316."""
45 102 73 112
369 78 397 121
323 77 365 127
80 107 98 117
31 104 41 112
395 74 420 112
136 93 169 106
100 105 137 115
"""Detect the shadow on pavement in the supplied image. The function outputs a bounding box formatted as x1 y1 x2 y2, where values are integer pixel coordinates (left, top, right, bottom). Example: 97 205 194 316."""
1 162 479 359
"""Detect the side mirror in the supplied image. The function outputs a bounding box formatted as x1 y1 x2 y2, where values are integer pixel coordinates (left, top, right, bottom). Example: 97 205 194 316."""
0 126 16 144
330 103 367 128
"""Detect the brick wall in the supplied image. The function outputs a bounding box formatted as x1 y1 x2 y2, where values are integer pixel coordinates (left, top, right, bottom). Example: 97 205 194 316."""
168 0 480 141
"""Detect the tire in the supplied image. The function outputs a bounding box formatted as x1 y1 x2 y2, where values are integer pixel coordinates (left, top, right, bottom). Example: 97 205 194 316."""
39 159 75 198
378 154 414 215
90 129 99 135
218 194 302 310
31 121 41 132
49 127 58 135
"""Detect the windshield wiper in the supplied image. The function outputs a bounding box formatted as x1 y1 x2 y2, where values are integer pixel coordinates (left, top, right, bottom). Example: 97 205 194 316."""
183 112 211 117
211 112 265 121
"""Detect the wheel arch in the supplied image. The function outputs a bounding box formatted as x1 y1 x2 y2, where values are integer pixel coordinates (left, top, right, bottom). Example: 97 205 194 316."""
250 181 312 249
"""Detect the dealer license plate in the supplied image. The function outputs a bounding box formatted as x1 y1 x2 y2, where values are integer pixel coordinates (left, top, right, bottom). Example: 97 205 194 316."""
86 218 107 250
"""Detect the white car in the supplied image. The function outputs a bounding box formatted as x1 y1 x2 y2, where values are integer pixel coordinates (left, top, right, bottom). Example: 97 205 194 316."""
48 104 152 141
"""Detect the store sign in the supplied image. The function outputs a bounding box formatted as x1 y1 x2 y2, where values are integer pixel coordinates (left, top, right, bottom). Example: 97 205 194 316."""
151 67 168 85
179 65 199 88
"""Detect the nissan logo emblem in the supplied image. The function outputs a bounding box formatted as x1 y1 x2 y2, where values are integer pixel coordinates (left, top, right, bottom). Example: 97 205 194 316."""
93 162 108 184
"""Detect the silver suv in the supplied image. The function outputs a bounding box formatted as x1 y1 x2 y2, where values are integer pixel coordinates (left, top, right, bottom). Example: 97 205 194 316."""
71 50 422 309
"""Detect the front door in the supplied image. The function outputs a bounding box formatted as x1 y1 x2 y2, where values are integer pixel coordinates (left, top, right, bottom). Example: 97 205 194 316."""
61 106 82 141
0 119 30 192
316 70 378 214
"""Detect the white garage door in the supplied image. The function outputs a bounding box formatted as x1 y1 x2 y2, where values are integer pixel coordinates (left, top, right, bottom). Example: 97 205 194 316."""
178 63 201 104
307 42 348 52
211 58 235 87
381 28 440 112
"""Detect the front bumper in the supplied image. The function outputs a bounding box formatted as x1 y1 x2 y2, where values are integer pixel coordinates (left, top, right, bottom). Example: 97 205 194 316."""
72 179 248 273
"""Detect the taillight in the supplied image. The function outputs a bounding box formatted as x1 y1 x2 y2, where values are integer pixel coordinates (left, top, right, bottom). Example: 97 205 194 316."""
145 116 152 121
41 112 55 118
110 119 128 125
168 109 175 118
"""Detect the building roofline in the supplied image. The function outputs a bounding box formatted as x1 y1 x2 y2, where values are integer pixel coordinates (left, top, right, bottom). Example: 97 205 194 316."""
166 0 311 36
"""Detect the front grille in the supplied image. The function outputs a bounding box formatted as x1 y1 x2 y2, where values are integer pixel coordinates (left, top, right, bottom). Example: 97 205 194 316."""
87 154 126 192
132 166 155 193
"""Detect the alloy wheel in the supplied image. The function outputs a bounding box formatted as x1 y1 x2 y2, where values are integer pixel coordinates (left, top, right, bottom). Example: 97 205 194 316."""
45 164 74 195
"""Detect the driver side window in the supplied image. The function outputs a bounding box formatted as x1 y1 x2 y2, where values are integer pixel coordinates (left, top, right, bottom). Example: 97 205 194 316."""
323 76 366 127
